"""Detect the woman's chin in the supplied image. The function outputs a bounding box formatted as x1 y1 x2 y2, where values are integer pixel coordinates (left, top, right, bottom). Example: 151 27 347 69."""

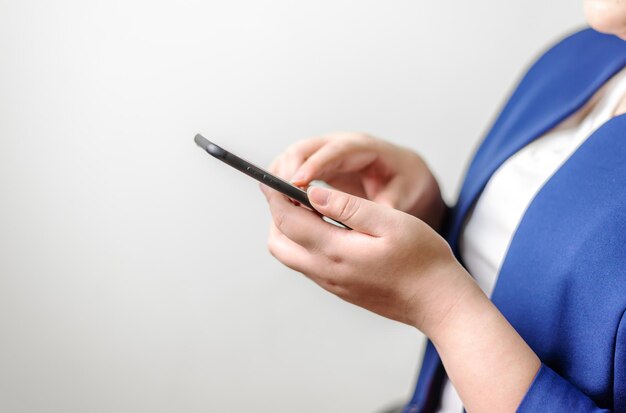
584 0 626 40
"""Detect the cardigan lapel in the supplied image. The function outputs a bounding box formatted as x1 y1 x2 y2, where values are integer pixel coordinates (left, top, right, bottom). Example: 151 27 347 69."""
446 29 626 254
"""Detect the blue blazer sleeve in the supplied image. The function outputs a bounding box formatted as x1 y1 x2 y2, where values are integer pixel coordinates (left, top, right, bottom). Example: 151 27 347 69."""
519 364 611 412
519 309 626 412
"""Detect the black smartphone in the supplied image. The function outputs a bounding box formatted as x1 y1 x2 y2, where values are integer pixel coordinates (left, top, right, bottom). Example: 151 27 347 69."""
194 134 349 229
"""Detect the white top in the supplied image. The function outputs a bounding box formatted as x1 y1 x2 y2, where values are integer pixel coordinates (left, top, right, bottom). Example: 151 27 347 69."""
435 66 626 413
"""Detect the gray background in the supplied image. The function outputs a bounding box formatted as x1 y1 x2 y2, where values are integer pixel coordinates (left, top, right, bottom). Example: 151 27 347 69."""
0 1 584 412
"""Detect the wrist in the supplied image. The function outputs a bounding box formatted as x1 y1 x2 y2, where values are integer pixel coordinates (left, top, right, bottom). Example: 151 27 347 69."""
418 265 541 412
411 262 487 340
430 279 491 347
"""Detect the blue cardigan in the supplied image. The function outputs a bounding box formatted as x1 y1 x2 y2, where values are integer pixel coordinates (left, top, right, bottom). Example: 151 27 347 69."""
404 29 626 413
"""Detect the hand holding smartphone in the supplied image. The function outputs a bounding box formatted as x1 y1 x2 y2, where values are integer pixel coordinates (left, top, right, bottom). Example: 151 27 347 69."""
194 134 350 229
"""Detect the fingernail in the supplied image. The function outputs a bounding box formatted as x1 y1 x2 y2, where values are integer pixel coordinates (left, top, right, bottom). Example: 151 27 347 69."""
308 187 329 206
291 171 306 183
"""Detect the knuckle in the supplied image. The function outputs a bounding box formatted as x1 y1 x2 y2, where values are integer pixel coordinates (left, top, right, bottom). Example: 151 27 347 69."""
329 140 349 153
274 211 287 232
329 253 343 264
342 131 372 144
315 271 335 287
286 139 312 157
306 238 324 255
285 145 301 159
336 196 360 222
319 279 341 294
352 132 371 144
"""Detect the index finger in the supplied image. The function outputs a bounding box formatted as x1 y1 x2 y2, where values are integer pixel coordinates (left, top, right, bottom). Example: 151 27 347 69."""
290 141 378 186
270 137 328 180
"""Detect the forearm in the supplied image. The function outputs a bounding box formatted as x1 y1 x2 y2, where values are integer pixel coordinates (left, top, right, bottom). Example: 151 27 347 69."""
421 267 541 413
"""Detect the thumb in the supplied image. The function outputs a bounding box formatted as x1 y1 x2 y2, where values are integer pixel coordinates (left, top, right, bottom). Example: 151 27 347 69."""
307 186 396 236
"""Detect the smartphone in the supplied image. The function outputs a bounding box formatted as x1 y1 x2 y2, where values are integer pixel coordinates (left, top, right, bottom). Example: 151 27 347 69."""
194 134 349 229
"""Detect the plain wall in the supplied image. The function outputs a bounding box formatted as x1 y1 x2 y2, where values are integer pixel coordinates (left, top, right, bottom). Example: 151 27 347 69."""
0 1 584 412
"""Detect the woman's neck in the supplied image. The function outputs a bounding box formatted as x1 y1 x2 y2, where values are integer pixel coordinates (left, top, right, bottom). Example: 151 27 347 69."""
615 93 626 117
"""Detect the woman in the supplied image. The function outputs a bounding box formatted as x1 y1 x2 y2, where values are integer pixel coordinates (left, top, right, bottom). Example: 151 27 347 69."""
260 1 626 411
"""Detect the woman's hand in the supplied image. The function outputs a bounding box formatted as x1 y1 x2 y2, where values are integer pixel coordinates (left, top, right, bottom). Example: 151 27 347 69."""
269 132 447 231
261 185 541 412
260 183 471 334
